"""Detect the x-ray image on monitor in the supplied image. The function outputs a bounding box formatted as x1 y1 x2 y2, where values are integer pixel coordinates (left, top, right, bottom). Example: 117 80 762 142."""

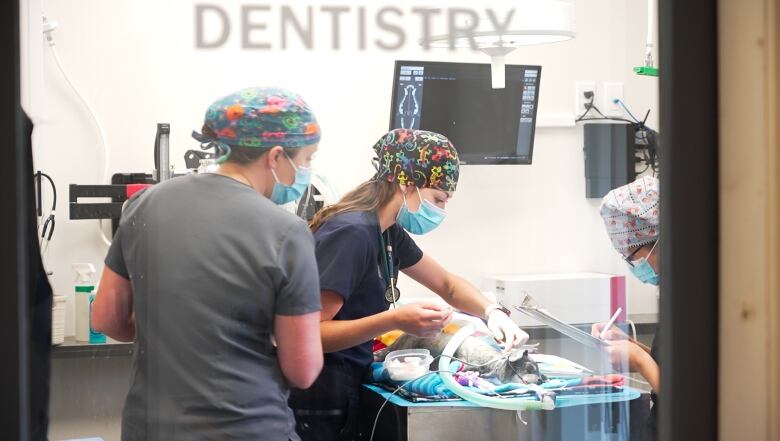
389 60 542 165
395 68 424 129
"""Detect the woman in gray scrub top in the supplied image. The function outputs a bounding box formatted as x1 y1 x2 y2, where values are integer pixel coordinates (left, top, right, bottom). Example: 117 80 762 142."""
92 87 324 441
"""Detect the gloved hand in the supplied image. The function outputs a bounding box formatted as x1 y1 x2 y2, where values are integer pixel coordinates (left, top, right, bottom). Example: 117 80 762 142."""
487 309 529 349
591 322 629 341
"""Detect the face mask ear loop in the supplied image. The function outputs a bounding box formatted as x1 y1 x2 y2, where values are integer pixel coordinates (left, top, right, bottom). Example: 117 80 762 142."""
404 185 424 214
415 186 424 207
285 151 300 172
270 167 281 184
401 184 411 207
272 149 296 184
396 185 408 221
646 239 660 259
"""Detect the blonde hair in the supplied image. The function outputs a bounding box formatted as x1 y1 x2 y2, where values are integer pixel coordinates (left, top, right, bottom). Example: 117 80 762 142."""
310 180 397 233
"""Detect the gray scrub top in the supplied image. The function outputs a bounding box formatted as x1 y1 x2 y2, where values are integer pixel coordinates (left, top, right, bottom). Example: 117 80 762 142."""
104 173 321 441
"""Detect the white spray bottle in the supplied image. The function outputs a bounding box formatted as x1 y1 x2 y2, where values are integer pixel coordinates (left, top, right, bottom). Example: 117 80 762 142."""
73 263 105 344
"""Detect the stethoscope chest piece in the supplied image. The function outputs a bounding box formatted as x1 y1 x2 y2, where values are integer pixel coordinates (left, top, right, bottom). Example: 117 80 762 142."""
384 280 401 303
378 227 401 306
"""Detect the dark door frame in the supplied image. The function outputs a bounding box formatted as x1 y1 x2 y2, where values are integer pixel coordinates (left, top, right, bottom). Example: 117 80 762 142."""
0 0 30 439
658 0 719 440
0 0 721 439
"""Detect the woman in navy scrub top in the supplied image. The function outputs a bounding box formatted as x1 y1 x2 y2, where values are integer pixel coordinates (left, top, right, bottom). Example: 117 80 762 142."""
289 129 530 441
593 176 661 441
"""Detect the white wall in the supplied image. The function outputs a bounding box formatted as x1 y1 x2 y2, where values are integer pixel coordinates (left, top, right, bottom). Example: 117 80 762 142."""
20 0 44 167
35 0 660 338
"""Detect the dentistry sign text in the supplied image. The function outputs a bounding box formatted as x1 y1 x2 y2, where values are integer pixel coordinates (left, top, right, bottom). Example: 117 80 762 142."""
194 4 517 51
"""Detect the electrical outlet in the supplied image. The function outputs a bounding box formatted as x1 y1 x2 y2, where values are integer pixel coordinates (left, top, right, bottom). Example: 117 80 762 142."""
602 82 624 116
575 82 596 117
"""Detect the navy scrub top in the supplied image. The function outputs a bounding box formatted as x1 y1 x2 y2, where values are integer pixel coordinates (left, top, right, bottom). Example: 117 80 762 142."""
314 210 423 371
645 325 660 441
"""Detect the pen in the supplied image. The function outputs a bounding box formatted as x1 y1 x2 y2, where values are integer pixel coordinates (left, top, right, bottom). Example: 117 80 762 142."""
599 307 623 340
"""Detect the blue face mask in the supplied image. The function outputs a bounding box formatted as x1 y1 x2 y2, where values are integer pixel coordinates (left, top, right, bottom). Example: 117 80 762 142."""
396 187 447 235
629 259 659 285
270 154 311 205
627 241 659 285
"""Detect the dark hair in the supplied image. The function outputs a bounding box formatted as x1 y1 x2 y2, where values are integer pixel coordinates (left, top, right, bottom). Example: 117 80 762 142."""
201 124 299 165
310 180 397 233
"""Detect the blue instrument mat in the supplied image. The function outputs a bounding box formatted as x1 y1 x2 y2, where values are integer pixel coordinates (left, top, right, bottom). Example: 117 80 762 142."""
362 384 641 409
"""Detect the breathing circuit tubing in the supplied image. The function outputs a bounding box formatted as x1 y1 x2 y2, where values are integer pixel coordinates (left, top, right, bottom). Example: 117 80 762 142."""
437 324 555 411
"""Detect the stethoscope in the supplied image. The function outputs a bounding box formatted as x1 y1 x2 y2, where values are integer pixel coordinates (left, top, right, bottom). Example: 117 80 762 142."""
377 229 401 307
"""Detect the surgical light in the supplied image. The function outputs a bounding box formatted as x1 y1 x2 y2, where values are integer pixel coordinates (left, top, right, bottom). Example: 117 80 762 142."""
421 1 576 88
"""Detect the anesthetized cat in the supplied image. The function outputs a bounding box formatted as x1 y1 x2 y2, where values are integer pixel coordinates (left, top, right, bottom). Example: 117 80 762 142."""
374 332 545 384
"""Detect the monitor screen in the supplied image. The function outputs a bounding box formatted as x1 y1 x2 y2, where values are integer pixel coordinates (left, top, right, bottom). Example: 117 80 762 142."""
389 60 541 165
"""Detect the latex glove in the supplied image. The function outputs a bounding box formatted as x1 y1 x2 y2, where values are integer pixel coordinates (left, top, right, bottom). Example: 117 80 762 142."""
487 309 529 349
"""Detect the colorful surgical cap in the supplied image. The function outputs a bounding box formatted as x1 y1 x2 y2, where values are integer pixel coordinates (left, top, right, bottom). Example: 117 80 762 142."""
600 176 660 253
192 87 320 163
372 128 460 192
